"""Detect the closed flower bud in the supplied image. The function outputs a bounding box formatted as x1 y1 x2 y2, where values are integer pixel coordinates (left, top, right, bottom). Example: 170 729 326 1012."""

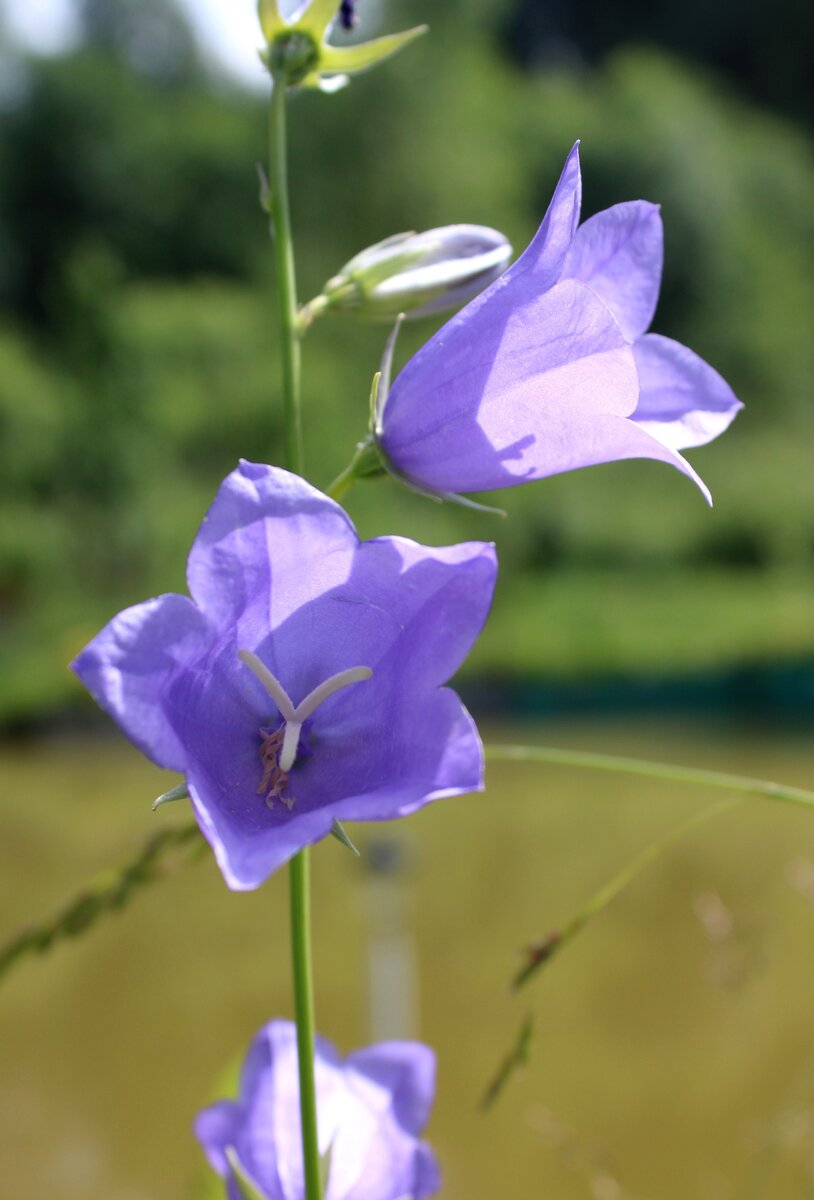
318 225 513 321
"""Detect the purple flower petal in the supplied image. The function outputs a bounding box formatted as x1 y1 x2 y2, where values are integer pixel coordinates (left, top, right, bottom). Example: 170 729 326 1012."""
194 1100 242 1178
509 140 582 292
74 462 496 890
72 594 209 773
563 200 663 340
631 333 744 451
186 460 358 632
381 279 639 494
177 536 495 889
377 145 739 500
195 1021 441 1200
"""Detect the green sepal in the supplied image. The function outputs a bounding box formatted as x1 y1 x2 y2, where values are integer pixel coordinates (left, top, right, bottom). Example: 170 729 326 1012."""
319 25 428 78
298 0 342 39
152 782 190 811
226 1148 268 1200
330 819 361 857
320 1139 335 1193
257 0 285 41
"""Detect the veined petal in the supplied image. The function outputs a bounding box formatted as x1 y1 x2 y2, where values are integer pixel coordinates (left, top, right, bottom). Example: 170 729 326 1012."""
318 25 428 78
71 594 208 773
381 279 639 494
631 333 743 450
564 201 663 341
186 460 358 632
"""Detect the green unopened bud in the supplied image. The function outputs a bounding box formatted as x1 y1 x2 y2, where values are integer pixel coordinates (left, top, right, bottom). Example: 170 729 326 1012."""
266 29 321 84
317 225 512 321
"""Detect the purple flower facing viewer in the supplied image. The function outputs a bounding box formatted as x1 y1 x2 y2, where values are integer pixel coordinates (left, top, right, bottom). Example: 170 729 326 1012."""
196 1021 440 1200
378 143 742 504
72 462 496 890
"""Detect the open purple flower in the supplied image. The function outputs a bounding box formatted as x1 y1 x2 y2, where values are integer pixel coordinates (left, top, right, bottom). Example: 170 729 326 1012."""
378 143 742 504
195 1020 440 1200
72 462 496 890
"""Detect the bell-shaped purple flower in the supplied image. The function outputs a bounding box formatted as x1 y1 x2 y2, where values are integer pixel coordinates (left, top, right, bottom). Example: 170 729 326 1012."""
195 1021 440 1200
378 143 742 504
72 462 496 890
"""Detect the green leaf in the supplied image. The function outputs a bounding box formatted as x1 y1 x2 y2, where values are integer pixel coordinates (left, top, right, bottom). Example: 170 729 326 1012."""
319 25 428 79
226 1148 269 1200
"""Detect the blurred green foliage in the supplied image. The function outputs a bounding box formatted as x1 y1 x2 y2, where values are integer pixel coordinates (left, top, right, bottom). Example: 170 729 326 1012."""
0 0 812 721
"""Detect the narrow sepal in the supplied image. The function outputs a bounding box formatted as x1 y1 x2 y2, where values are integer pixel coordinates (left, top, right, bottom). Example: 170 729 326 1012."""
319 25 428 77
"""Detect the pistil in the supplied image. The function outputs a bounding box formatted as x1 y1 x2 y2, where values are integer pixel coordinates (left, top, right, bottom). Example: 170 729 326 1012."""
238 649 372 807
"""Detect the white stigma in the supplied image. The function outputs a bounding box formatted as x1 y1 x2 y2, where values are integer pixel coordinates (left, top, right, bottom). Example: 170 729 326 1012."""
238 650 372 772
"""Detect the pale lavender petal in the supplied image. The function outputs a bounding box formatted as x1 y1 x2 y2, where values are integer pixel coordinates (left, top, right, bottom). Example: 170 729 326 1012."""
382 279 639 494
195 1021 440 1200
631 333 743 451
564 201 663 340
186 461 357 632
347 1043 436 1133
71 594 209 773
559 407 713 503
194 1100 242 1178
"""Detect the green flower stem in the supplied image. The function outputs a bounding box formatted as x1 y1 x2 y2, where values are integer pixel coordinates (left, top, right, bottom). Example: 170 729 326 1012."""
485 743 814 811
289 848 321 1200
269 73 303 477
268 74 321 1200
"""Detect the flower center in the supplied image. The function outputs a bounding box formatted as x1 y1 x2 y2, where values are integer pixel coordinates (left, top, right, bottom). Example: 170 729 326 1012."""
238 649 372 809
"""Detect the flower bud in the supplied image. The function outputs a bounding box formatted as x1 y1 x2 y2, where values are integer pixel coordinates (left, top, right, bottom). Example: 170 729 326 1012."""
319 224 513 320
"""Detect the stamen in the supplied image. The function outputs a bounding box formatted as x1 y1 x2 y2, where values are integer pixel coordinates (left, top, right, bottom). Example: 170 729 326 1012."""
238 650 373 807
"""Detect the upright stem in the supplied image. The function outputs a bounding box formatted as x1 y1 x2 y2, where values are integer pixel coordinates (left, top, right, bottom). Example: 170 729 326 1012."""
269 73 304 477
289 849 321 1200
268 74 321 1200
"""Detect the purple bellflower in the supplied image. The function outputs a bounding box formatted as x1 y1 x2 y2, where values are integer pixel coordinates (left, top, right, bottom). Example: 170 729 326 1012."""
72 462 496 890
377 143 742 504
195 1020 440 1200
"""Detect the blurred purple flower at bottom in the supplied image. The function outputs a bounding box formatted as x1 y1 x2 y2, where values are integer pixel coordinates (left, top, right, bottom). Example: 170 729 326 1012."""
72 462 496 890
379 143 742 503
195 1021 440 1200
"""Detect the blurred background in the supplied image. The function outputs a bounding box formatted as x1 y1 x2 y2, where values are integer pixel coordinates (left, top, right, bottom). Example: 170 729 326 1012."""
1 1 813 1197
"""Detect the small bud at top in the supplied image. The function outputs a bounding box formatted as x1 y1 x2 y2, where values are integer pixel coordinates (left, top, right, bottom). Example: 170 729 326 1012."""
317 225 513 321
